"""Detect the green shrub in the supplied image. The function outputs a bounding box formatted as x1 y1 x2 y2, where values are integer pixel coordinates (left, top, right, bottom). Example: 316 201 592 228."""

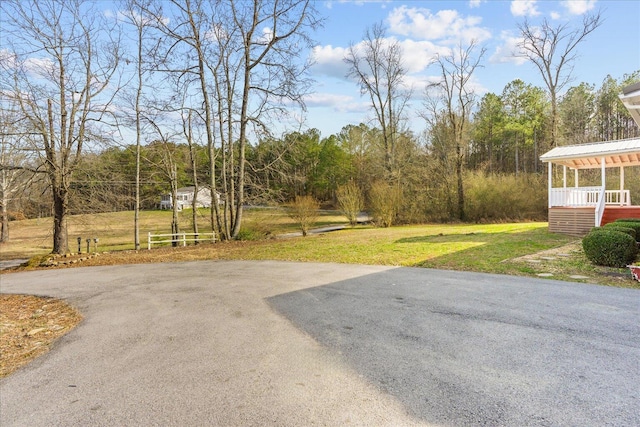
582 229 637 267
614 218 640 223
601 224 636 240
610 221 640 240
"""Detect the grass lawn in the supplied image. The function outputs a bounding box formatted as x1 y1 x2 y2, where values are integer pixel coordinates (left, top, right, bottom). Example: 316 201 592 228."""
1 209 638 288
0 207 345 259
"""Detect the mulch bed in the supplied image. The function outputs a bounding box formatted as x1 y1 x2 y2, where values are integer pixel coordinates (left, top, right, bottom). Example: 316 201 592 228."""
0 294 82 378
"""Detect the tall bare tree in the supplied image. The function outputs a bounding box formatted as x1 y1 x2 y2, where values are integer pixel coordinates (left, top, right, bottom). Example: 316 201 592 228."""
344 23 410 182
0 100 39 242
0 0 122 254
141 0 320 240
227 0 320 238
182 108 201 239
517 12 602 147
424 41 485 221
119 0 159 251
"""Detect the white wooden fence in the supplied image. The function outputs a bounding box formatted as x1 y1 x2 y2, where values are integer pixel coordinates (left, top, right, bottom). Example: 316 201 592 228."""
147 232 216 250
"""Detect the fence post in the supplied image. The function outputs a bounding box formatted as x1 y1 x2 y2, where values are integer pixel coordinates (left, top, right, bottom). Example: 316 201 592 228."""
182 233 186 247
148 232 151 250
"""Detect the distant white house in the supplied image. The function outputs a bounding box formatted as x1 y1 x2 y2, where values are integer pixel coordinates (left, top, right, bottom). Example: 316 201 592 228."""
159 186 217 210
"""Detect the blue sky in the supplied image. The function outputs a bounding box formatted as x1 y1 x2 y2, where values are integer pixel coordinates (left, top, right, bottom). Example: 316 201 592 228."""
3 0 637 142
304 0 640 137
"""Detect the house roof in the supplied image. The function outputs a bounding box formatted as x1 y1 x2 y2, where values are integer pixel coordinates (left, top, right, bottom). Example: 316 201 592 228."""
620 82 640 127
540 138 640 169
177 186 197 193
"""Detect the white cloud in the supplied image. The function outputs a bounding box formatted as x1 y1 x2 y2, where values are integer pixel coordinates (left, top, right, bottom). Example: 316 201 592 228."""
23 57 56 78
403 73 440 95
489 31 528 65
257 27 274 44
468 0 485 8
0 49 17 69
510 0 541 17
304 92 365 114
310 44 351 79
387 6 491 45
550 11 561 20
311 37 451 81
1 49 57 82
561 0 597 15
400 39 449 73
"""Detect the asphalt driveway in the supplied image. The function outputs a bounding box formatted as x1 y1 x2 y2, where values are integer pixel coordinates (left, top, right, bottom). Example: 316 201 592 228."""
1 261 638 426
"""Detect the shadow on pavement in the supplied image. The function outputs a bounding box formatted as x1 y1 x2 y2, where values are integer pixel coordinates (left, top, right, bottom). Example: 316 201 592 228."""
267 267 640 426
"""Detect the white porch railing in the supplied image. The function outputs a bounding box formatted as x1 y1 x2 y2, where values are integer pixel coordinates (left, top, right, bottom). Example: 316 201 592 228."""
605 189 631 205
595 187 607 227
549 187 631 207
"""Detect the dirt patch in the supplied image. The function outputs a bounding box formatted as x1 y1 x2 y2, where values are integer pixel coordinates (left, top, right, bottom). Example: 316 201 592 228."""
0 294 82 378
511 241 583 262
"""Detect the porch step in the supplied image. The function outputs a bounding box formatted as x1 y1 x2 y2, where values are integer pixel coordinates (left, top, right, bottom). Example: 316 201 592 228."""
601 207 640 225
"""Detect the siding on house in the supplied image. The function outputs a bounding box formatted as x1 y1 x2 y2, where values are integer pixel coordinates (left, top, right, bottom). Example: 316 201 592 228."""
548 207 595 236
159 187 213 210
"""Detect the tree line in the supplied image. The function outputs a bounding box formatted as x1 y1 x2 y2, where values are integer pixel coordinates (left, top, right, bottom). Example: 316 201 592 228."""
0 1 638 253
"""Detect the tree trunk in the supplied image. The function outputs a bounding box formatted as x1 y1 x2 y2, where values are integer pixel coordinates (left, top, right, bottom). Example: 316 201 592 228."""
0 191 8 243
187 137 199 242
134 13 143 252
456 142 465 221
52 189 68 254
170 163 180 247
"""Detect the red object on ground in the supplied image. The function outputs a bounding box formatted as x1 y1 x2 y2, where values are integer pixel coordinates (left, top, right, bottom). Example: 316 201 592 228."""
628 265 640 281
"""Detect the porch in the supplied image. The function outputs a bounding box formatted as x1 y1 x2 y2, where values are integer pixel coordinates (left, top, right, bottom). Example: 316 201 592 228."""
541 82 640 236
541 138 640 236
547 186 640 235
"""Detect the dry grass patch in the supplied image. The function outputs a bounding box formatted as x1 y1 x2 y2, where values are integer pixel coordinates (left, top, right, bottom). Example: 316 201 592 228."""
0 294 82 377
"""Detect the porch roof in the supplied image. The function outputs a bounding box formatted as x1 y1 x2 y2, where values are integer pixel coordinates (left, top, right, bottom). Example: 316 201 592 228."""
619 81 640 127
540 138 640 169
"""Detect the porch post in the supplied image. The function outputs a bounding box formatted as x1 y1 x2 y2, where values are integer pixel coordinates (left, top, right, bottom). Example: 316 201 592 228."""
548 162 552 208
601 158 605 188
574 169 578 187
620 166 625 205
563 165 567 188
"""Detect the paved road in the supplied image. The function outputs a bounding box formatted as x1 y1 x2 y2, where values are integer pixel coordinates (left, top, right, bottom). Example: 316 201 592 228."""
1 261 638 426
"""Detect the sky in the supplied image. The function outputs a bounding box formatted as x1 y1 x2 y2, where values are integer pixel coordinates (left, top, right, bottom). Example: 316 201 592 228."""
2 0 638 143
303 0 640 138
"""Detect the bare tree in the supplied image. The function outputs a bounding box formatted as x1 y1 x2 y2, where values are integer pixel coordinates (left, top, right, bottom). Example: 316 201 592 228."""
517 12 602 147
287 195 319 237
0 0 122 254
368 180 400 227
145 124 185 246
142 0 320 240
182 108 201 240
0 100 39 241
344 23 411 182
424 41 485 221
336 181 364 227
227 0 320 238
120 0 158 251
